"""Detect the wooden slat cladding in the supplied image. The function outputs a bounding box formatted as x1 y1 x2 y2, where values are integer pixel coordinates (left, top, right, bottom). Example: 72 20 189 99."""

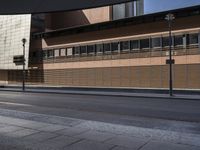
8 64 200 89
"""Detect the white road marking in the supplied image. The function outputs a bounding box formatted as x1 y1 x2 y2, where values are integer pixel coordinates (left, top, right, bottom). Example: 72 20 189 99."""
0 101 32 107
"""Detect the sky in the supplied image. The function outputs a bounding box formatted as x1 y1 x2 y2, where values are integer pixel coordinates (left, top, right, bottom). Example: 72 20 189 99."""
144 0 200 14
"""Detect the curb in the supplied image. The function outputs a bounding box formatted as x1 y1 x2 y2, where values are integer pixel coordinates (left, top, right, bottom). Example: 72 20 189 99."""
0 88 199 101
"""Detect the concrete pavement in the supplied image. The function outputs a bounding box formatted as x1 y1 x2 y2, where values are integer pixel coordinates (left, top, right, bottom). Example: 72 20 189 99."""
0 108 199 150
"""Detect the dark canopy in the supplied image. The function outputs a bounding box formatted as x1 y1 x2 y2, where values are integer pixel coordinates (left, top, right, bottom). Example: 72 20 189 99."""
0 0 133 14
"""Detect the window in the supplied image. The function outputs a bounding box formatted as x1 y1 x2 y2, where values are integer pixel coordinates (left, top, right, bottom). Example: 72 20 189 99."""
162 37 170 47
54 49 60 57
112 3 126 20
112 1 143 20
47 50 54 58
140 39 150 49
151 37 161 48
74 47 80 55
104 43 111 52
80 46 87 54
120 41 130 51
189 33 199 45
111 42 119 52
87 45 95 54
42 50 47 59
60 48 66 56
67 48 72 56
96 44 103 53
130 40 139 50
174 35 183 46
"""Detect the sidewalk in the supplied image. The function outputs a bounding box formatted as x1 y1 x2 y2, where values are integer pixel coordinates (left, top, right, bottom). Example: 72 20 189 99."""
0 86 200 100
0 108 199 150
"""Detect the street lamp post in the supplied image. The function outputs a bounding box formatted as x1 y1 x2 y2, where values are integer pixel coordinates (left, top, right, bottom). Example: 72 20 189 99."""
22 38 27 92
165 13 175 96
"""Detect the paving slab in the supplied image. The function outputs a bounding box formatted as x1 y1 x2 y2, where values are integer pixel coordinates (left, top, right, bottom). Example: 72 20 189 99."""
140 141 200 150
75 130 116 142
160 131 200 147
112 146 133 150
0 125 24 134
31 135 81 150
63 140 114 150
0 116 33 126
22 131 59 143
105 135 149 149
21 121 50 130
5 128 39 138
56 126 90 137
38 124 67 132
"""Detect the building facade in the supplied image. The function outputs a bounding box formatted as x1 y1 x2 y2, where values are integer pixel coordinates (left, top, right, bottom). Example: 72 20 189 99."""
1 3 200 90
0 14 31 85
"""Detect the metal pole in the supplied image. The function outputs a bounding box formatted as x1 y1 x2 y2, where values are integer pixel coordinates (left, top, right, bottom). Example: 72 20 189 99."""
22 42 25 91
22 38 27 92
165 13 175 96
169 20 173 96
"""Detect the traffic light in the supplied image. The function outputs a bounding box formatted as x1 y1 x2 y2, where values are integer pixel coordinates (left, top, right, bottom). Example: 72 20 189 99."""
13 55 25 65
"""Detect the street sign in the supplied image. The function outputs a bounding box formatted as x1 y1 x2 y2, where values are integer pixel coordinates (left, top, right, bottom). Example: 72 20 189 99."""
13 55 25 65
166 59 175 65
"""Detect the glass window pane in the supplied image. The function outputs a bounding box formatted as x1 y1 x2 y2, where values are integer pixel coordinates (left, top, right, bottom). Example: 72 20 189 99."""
67 48 72 56
43 50 47 59
96 44 103 53
80 46 87 54
152 37 161 48
140 39 150 49
113 3 126 20
162 37 170 47
125 2 134 18
104 43 111 52
131 40 139 50
74 47 80 55
60 48 66 56
174 35 183 46
120 41 130 51
87 45 95 53
189 33 199 45
54 49 60 57
111 42 119 52
47 50 54 58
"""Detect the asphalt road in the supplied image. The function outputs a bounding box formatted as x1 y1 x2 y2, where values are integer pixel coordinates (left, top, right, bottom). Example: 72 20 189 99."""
0 91 200 134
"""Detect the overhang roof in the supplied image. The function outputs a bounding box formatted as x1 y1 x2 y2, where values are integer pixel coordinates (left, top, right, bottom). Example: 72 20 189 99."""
0 0 133 15
33 5 200 39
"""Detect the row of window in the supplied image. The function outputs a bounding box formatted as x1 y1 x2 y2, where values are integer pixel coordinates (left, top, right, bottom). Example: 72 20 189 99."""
31 33 200 59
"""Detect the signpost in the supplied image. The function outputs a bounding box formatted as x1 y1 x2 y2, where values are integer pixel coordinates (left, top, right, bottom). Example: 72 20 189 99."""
13 38 27 91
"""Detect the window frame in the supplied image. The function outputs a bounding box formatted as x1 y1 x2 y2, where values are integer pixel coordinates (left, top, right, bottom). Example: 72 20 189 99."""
130 39 140 51
151 37 162 49
47 49 54 59
111 42 120 53
87 45 96 54
103 43 111 53
140 38 150 50
120 41 130 52
54 49 60 57
96 43 104 54
174 35 184 47
73 46 80 56
188 33 199 46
